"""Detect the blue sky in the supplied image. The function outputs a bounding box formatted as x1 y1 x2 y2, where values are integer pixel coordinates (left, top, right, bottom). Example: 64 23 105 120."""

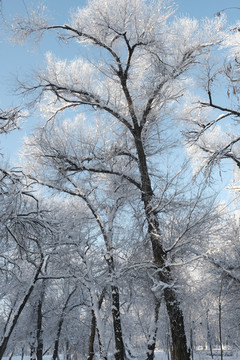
0 0 239 164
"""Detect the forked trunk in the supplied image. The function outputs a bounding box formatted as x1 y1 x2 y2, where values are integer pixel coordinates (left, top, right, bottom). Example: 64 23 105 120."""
88 289 106 360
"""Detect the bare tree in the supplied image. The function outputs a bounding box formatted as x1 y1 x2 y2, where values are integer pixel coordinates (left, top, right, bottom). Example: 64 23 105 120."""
10 1 227 359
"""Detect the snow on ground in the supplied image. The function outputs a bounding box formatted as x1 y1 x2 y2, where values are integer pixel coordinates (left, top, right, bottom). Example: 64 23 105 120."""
3 352 240 360
154 350 240 360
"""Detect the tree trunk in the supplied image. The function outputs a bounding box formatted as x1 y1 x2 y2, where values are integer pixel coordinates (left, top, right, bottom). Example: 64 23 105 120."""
190 324 194 360
104 252 125 360
164 287 190 360
146 299 161 360
218 279 223 360
88 288 106 360
0 259 43 360
206 309 213 359
21 347 25 360
66 340 71 360
52 317 63 360
134 130 190 360
30 344 36 360
89 289 108 360
111 285 125 360
36 299 43 360
52 287 77 360
88 309 97 360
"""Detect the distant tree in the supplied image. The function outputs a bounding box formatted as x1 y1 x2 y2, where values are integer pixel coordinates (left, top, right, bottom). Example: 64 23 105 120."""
0 106 55 360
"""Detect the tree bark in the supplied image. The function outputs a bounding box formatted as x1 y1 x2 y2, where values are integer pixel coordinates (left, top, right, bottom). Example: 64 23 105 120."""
88 309 97 360
104 252 125 360
111 284 125 360
87 278 124 360
164 287 190 360
146 299 161 360
89 290 107 360
52 317 63 360
134 128 190 360
36 299 43 360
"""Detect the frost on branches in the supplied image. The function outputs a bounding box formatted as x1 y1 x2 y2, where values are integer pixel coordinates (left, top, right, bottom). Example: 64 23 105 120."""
1 1 239 360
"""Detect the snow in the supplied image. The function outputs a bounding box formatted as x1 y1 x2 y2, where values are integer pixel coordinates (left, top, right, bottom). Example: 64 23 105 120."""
154 350 240 360
3 351 240 360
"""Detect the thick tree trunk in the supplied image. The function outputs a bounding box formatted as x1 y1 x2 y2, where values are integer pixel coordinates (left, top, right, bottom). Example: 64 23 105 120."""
164 287 190 360
134 130 190 360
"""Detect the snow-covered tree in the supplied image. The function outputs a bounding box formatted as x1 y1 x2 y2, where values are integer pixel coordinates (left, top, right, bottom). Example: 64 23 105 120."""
8 0 230 359
181 20 240 180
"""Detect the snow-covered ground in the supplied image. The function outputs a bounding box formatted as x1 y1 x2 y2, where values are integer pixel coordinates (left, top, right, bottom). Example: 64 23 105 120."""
154 350 240 360
3 352 240 360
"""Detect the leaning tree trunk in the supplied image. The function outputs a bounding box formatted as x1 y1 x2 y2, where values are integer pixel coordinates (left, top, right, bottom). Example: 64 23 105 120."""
0 258 44 360
134 130 190 360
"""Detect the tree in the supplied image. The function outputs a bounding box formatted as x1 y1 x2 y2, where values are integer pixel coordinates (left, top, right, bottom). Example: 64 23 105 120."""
0 175 48 360
10 1 226 359
180 22 240 179
0 106 47 359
